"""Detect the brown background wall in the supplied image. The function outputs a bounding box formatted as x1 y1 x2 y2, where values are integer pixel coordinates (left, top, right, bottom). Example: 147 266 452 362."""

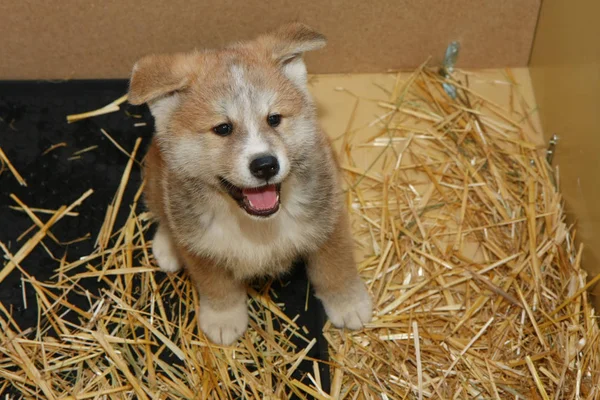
0 0 540 79
530 0 600 300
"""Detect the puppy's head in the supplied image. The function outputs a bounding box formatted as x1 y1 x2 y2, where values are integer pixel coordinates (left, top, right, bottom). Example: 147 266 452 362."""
129 23 326 219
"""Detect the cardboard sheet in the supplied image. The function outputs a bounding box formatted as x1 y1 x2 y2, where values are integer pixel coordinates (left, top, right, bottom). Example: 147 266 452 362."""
530 0 600 302
0 0 540 79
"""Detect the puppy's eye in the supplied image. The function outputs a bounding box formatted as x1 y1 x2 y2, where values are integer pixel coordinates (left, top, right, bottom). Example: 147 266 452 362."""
267 114 282 128
213 123 233 136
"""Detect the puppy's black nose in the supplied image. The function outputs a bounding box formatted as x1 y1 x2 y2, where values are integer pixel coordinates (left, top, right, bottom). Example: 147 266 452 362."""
249 155 280 180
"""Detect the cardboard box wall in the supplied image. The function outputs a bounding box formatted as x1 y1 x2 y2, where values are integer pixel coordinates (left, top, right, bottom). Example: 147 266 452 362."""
1 1 539 78
530 0 600 303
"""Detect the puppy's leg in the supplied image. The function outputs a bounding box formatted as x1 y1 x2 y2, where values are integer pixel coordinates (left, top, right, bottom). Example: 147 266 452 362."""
179 249 248 346
152 224 182 273
307 213 372 329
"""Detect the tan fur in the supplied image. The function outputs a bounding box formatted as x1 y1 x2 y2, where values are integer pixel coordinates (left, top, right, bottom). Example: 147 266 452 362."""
129 23 372 346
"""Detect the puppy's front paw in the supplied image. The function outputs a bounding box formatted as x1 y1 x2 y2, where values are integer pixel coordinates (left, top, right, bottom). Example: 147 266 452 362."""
198 300 249 346
152 227 181 273
319 281 373 330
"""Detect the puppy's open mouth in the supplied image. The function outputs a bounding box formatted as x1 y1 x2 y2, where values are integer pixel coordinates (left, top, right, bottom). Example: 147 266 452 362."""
219 178 281 217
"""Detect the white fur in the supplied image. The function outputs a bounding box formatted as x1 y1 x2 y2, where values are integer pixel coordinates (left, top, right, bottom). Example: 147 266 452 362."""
230 64 247 92
239 132 290 186
152 226 181 273
241 128 271 181
198 298 249 346
282 58 309 90
183 177 326 280
244 132 270 157
317 280 373 330
227 64 290 186
272 148 289 181
149 95 181 132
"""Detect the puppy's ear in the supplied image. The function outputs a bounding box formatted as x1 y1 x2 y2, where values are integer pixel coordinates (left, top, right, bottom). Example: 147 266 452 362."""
266 23 327 64
128 53 198 128
128 52 196 105
259 23 326 87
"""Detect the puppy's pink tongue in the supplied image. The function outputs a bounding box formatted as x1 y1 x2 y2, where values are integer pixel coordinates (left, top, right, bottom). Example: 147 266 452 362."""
243 185 278 210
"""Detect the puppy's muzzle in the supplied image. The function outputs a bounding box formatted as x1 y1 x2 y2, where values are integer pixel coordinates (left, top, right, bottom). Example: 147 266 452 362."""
249 155 279 181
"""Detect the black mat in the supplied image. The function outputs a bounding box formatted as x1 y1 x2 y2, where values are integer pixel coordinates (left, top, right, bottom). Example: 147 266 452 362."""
0 80 330 398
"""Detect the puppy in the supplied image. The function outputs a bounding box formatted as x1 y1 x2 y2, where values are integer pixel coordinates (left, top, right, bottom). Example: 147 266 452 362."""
128 23 372 345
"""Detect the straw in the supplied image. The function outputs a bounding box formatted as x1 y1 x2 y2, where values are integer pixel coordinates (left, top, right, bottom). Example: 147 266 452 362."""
322 66 600 398
66 94 128 123
0 146 27 186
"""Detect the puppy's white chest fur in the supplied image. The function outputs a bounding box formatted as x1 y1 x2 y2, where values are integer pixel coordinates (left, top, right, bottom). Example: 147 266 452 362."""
183 183 326 279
